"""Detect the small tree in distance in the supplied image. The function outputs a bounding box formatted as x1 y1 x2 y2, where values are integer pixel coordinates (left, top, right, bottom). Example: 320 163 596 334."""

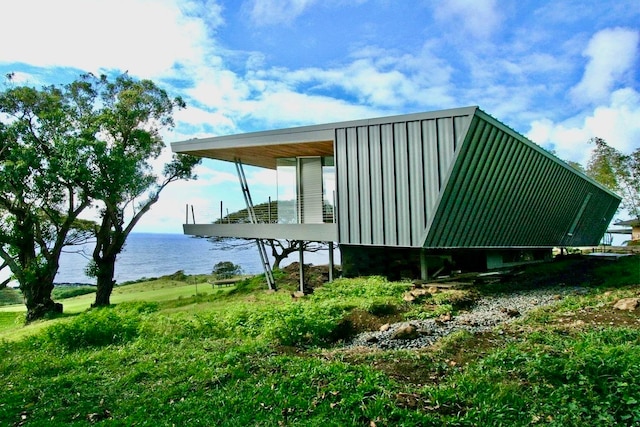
212 261 243 279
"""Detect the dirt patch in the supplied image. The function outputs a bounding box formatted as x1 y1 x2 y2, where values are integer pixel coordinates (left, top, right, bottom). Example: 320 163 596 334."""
344 308 404 333
279 263 340 291
555 304 640 328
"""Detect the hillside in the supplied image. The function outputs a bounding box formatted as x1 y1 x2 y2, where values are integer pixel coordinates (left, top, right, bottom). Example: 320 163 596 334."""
0 255 639 426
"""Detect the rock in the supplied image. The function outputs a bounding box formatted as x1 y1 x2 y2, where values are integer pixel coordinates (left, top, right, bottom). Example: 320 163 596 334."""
410 289 431 297
500 307 520 318
291 291 305 299
402 292 416 303
613 298 639 311
379 323 390 332
436 313 452 324
365 335 379 343
427 286 439 294
391 323 419 340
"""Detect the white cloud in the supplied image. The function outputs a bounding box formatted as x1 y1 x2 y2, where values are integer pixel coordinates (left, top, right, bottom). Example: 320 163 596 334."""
244 0 318 26
434 0 501 39
527 88 640 165
0 0 214 78
244 90 382 126
570 27 639 105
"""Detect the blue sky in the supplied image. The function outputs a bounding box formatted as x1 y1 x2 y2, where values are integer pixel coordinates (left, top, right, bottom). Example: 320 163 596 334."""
1 0 639 233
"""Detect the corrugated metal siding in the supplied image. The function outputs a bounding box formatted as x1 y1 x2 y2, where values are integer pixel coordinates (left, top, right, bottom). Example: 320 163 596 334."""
424 114 620 248
335 112 474 246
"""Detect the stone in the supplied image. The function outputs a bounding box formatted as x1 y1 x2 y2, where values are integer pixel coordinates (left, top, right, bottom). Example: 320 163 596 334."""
427 286 439 294
291 291 305 299
379 323 390 332
613 298 639 311
410 289 431 297
500 307 520 318
436 313 452 323
402 292 416 303
365 335 379 343
391 323 419 340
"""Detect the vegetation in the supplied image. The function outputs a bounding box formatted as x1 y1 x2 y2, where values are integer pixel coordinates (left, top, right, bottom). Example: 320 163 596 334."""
586 137 639 219
0 256 639 425
0 77 94 321
0 73 200 320
212 261 243 279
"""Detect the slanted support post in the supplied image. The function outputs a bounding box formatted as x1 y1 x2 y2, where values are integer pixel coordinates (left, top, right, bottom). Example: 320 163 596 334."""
299 241 304 293
328 241 334 282
420 249 428 281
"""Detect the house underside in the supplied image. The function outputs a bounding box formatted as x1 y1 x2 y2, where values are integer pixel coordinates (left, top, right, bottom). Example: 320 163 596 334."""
171 106 621 279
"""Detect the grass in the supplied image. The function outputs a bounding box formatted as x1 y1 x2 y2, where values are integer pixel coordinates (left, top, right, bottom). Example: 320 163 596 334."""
0 255 639 425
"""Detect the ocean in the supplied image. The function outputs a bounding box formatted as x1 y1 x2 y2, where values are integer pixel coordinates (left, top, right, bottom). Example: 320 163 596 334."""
52 233 339 285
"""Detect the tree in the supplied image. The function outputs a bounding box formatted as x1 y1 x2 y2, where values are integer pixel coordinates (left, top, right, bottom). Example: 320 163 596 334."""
267 240 326 270
586 137 640 219
212 261 243 279
0 81 93 321
82 74 200 307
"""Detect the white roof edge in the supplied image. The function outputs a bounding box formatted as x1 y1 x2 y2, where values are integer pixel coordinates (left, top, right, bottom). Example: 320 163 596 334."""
171 106 479 152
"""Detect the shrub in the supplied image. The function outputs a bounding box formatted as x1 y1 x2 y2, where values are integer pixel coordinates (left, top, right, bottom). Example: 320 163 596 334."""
52 285 96 300
264 302 347 347
164 270 188 281
43 303 156 350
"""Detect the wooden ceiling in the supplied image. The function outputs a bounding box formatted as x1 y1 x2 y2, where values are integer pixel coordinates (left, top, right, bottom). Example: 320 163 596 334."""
187 140 335 169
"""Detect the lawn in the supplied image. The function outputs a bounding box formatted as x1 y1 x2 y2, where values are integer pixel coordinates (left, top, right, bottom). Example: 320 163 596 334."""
0 255 639 426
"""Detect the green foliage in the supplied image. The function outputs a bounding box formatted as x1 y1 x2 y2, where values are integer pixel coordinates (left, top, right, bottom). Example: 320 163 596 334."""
212 261 243 279
1 263 639 425
312 276 410 301
0 79 95 320
163 270 188 282
433 328 640 425
42 302 157 350
51 285 96 300
0 287 22 306
586 137 640 218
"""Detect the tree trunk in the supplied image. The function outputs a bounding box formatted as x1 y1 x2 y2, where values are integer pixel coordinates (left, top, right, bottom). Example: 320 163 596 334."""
93 255 116 307
22 274 62 322
17 237 63 322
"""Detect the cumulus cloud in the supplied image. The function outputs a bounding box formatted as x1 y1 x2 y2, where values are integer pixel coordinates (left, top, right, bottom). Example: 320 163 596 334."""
244 0 318 26
570 27 639 105
434 0 501 39
527 88 640 165
0 0 214 78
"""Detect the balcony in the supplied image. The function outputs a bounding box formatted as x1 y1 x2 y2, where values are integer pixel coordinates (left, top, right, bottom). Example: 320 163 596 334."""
183 196 338 242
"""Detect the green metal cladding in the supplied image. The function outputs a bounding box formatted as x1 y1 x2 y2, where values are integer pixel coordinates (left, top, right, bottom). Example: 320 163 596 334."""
335 107 620 248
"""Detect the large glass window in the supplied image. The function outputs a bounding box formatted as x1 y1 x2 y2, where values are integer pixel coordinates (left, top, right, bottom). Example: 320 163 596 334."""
276 156 335 224
322 157 335 223
276 158 297 224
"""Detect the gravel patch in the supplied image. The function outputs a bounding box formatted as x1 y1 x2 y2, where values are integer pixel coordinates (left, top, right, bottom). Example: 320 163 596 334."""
346 286 588 350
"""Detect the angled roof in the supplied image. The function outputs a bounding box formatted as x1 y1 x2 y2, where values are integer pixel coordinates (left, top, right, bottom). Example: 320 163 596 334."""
171 107 477 169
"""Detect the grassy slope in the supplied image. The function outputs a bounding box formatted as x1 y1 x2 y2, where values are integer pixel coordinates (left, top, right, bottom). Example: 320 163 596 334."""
0 256 639 426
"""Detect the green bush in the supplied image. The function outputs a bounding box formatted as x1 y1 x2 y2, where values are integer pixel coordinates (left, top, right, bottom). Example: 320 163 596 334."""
51 285 96 300
264 302 347 347
43 303 157 350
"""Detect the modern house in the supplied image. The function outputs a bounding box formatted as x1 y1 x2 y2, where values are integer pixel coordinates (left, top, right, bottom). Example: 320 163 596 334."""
171 106 620 281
